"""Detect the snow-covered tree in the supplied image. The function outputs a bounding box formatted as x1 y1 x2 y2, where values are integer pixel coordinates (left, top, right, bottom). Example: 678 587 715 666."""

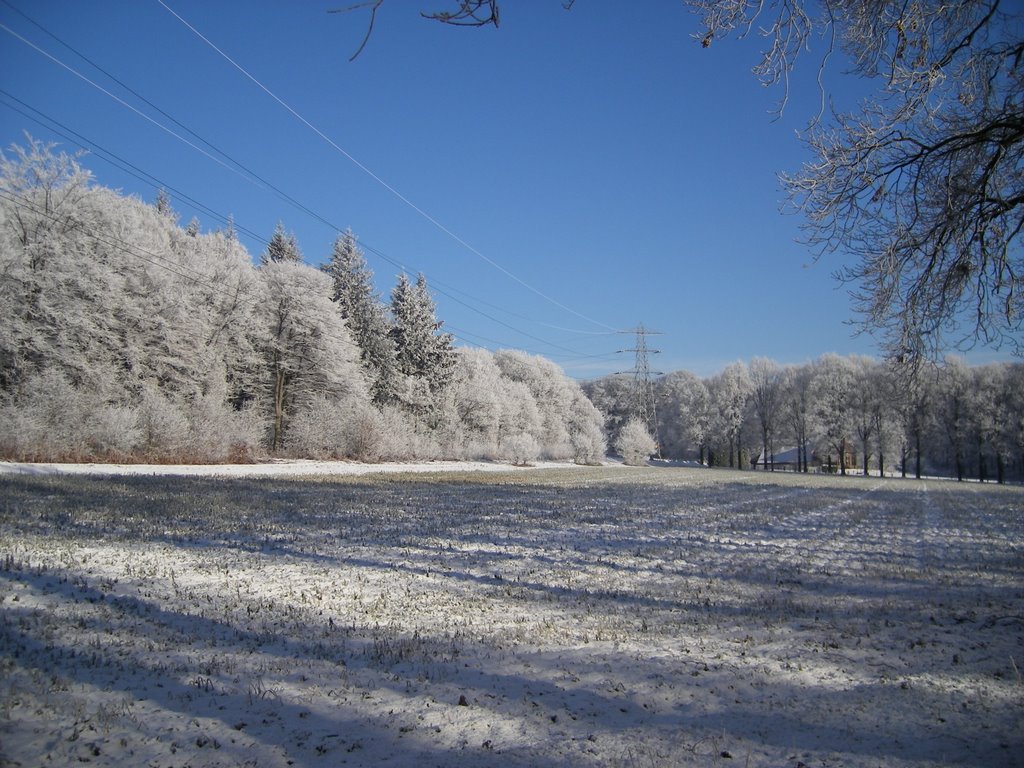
321 229 399 404
443 348 505 458
934 357 975 481
390 272 455 397
847 356 882 476
780 364 814 473
260 221 302 265
968 363 1006 483
653 371 710 462
707 362 751 468
869 364 902 478
811 354 857 474
566 389 606 465
749 357 783 470
257 261 368 452
583 374 633 448
1002 364 1024 482
0 137 116 396
615 418 656 466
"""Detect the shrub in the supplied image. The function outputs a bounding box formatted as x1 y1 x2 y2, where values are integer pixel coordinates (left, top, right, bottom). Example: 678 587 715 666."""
502 433 540 466
615 418 656 466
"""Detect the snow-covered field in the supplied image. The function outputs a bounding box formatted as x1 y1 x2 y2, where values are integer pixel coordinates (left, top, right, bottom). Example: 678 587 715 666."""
1 464 1021 767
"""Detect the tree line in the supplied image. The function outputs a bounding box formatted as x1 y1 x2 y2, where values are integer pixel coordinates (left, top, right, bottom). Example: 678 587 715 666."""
586 355 1024 484
0 138 606 465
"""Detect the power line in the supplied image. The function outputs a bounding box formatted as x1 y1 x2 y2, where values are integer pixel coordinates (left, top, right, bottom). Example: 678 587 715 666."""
0 89 264 243
0 4 619 363
0 14 609 360
0 85 597 361
155 0 618 333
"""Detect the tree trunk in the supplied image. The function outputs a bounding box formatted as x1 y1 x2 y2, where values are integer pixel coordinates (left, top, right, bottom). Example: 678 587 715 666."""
863 443 870 477
915 429 922 479
273 367 286 453
839 438 847 476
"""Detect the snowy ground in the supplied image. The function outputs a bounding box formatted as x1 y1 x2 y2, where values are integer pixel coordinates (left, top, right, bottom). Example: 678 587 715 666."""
1 464 1021 767
0 458 584 479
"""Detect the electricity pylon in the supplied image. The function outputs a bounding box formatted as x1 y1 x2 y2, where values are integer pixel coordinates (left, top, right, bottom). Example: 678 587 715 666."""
617 325 662 456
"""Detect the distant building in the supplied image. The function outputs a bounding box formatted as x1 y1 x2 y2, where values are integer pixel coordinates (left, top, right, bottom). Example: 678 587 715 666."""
755 445 858 473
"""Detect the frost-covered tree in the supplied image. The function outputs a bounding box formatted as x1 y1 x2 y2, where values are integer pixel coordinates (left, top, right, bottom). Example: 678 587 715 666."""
260 221 302 265
1002 364 1024 482
494 349 574 457
847 356 882 476
869 364 902 478
749 357 783 470
615 417 656 466
566 390 607 465
495 378 543 461
653 370 710 462
0 138 265 461
780 364 814 473
707 362 751 468
935 357 974 482
390 272 455 396
812 354 857 474
257 261 368 452
969 364 1001 482
0 137 114 396
583 374 633 448
321 229 400 404
441 347 505 458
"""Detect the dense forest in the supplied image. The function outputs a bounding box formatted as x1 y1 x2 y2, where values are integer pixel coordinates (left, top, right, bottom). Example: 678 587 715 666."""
2 139 1021 481
0 139 606 465
587 355 1024 483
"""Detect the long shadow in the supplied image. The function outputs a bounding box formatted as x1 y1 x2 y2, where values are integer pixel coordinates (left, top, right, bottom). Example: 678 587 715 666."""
2 471 1021 765
3 560 1018 767
3 473 1020 629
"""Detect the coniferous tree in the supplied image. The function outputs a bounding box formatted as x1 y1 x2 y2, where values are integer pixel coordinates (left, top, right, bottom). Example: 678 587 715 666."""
321 229 399 403
154 188 175 220
260 221 302 265
390 272 454 393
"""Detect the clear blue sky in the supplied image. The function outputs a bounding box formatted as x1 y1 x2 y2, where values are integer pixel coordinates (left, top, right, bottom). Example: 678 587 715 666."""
1 0 990 379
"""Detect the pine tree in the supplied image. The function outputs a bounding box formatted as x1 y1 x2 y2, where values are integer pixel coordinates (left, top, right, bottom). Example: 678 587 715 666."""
390 272 455 394
260 221 302 265
154 188 175 219
321 230 399 403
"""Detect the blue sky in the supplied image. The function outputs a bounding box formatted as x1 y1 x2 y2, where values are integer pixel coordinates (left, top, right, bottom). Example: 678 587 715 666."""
0 0 981 378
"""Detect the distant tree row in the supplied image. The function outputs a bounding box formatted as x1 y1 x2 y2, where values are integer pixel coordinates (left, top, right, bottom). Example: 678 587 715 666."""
586 355 1024 483
0 139 606 465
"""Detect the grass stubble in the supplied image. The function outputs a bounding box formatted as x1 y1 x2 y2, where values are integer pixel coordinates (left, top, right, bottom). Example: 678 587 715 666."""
0 466 1021 766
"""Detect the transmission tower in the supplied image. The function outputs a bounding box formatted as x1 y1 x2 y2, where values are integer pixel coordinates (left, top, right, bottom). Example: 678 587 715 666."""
617 325 662 455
